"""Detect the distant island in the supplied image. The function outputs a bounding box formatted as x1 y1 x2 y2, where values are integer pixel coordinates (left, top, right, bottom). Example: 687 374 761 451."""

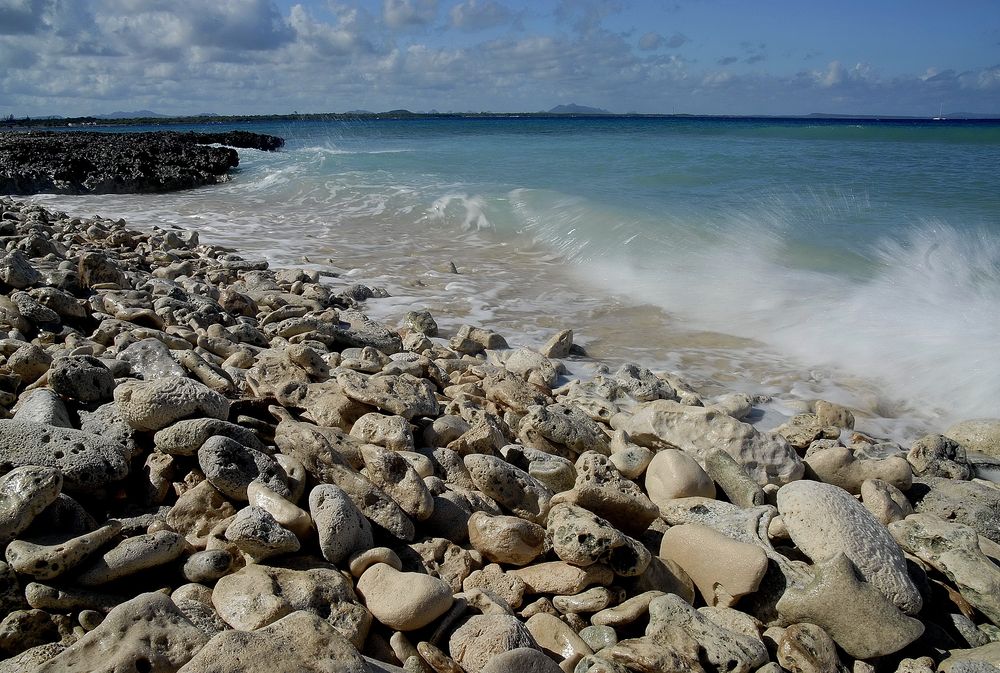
546 104 613 115
2 106 998 129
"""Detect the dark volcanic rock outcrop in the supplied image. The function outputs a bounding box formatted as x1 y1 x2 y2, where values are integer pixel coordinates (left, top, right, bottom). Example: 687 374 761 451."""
0 130 283 195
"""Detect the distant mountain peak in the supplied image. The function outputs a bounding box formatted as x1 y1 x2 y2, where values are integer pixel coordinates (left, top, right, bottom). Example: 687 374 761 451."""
95 110 168 119
547 104 612 115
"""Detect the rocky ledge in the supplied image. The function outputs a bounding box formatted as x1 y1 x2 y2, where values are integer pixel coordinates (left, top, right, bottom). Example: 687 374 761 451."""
1 196 1000 673
0 130 284 195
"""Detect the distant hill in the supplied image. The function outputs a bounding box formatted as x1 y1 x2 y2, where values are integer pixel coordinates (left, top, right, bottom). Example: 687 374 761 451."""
548 104 612 115
95 110 169 119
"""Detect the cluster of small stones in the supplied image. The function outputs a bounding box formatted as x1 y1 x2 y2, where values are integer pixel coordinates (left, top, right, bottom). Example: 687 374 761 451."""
1 196 1000 673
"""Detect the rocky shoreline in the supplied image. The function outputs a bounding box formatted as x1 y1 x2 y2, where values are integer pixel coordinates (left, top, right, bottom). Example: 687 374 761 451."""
0 196 999 673
0 131 284 196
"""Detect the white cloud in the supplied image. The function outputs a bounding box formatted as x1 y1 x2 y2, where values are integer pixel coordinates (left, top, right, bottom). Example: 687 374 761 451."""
449 0 513 32
382 0 438 29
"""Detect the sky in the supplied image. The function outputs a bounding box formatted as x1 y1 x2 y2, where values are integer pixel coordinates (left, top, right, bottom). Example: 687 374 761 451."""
1 0 999 118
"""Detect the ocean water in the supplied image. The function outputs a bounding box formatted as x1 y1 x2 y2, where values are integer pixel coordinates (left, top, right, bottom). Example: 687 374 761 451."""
30 117 1000 441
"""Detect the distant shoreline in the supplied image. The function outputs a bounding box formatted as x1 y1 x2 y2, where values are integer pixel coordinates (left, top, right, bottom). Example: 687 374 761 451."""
4 110 1000 130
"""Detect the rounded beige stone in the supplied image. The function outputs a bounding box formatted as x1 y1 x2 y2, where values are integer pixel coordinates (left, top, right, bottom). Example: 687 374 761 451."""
356 563 454 631
658 523 768 607
467 511 546 566
644 449 716 508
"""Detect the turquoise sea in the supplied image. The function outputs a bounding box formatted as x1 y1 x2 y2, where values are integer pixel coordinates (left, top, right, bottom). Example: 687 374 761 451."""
32 117 1000 439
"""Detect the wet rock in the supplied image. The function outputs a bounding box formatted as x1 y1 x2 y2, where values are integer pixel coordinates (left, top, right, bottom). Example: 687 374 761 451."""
115 376 230 431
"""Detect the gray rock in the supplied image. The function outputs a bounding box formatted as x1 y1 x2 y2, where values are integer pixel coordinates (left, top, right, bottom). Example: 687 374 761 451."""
155 417 265 456
12 389 71 427
703 448 767 507
5 343 52 384
225 506 300 562
48 355 116 403
620 399 804 486
647 594 768 673
118 337 187 380
0 421 128 494
908 434 973 480
910 476 1000 544
78 402 140 461
115 375 230 431
212 561 360 632
555 452 658 536
547 502 650 577
0 465 62 545
518 403 610 458
36 592 208 673
181 549 233 584
775 553 924 660
403 309 438 337
0 249 43 288
177 609 372 673
335 370 438 420
361 444 433 521
449 614 538 673
5 520 122 580
0 608 58 659
777 479 922 615
321 463 415 540
75 530 187 585
889 513 1000 626
198 435 288 501
465 454 553 525
946 419 1000 459
309 484 374 564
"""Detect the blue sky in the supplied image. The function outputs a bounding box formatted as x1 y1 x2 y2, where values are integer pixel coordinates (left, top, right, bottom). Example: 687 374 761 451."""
1 0 998 117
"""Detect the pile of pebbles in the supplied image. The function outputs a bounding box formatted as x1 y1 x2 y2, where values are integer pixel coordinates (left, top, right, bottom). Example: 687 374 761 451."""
1 195 1000 673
